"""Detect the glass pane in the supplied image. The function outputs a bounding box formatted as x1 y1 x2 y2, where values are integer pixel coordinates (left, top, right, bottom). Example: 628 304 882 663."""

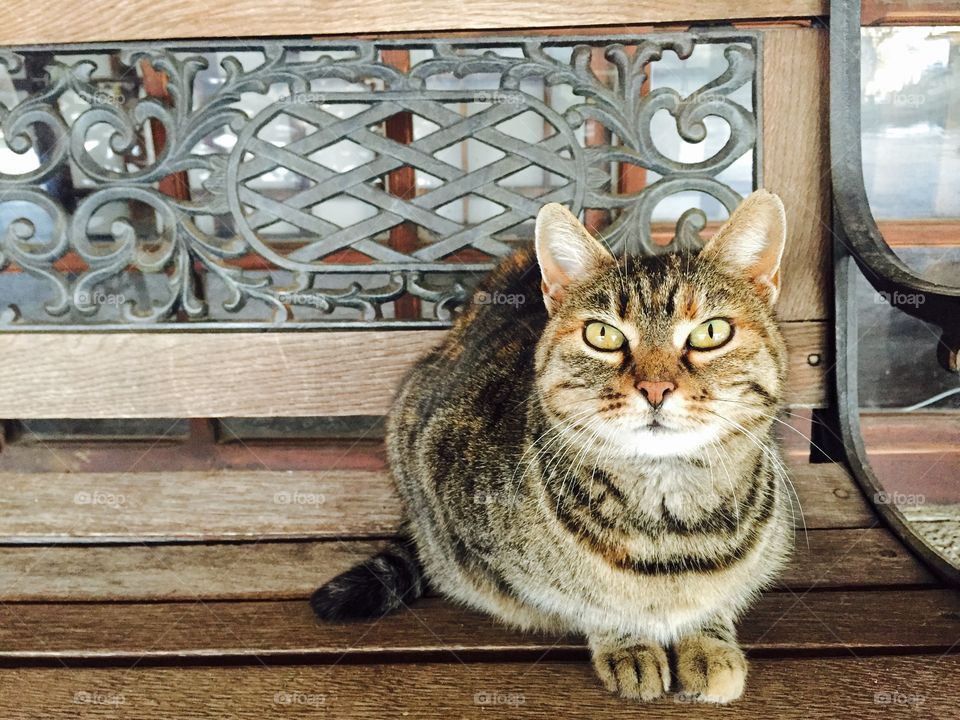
854 256 960 568
860 26 960 281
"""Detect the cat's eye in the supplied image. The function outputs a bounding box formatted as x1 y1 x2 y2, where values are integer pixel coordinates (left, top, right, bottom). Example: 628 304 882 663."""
687 318 733 350
583 321 626 351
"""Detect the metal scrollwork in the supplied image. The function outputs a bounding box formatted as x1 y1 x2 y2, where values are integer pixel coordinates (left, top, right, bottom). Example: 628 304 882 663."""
0 32 760 329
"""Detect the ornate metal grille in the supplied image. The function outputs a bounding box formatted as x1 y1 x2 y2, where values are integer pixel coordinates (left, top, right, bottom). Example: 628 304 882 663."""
0 32 761 329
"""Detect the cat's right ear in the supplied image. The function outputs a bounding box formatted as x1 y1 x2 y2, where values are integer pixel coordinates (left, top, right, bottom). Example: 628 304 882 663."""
535 204 613 314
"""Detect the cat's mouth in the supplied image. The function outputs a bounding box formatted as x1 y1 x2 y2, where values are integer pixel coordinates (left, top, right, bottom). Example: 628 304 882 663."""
640 419 673 433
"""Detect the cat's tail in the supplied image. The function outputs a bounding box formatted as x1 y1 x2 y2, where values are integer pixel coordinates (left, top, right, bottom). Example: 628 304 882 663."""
310 536 426 621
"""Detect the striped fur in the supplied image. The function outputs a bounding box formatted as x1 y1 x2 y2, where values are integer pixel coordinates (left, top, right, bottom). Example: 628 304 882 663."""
313 193 793 704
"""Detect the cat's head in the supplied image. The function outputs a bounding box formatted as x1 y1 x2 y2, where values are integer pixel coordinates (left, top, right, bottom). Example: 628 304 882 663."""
533 190 788 459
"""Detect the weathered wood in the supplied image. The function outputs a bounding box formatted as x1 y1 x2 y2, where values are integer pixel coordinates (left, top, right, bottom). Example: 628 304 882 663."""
0 469 399 542
1 654 954 719
0 322 828 419
0 528 929 602
0 331 436 419
10 655 959 718
0 1 829 45
878 219 960 247
780 527 935 589
0 589 955 659
862 0 960 25
0 460 869 543
763 28 831 323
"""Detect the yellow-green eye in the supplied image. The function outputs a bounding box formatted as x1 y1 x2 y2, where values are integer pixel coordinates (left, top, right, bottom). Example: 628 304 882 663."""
687 318 733 350
584 321 626 351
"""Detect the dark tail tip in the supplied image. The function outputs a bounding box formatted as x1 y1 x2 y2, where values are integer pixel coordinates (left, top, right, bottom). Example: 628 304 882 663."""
310 538 425 622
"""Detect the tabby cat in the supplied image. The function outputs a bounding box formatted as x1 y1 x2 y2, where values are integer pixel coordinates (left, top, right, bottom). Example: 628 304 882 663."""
311 190 792 704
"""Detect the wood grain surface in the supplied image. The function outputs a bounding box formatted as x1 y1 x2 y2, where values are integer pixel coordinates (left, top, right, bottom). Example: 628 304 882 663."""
0 589 954 659
762 28 832 323
0 1 828 45
0 322 829 418
0 460 869 543
0 528 932 602
0 654 953 719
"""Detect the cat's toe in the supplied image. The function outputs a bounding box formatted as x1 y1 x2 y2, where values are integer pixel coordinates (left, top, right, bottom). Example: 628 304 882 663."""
592 642 670 701
675 635 747 704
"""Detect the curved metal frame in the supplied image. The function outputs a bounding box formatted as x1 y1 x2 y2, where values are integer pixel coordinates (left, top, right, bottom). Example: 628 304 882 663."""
830 0 960 585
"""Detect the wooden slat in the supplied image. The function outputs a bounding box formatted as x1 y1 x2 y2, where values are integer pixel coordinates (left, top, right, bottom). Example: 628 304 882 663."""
1 654 955 719
863 0 960 26
878 219 960 248
0 469 399 542
0 330 434 419
763 28 831 323
0 589 955 658
782 321 827 406
0 460 870 543
0 321 828 418
0 1 828 45
0 528 931 603
781 527 934 589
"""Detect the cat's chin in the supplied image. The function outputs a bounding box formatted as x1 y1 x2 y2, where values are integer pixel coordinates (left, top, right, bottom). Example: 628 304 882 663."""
597 422 721 460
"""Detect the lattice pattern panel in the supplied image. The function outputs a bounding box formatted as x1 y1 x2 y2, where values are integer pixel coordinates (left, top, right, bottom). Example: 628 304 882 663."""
0 32 761 328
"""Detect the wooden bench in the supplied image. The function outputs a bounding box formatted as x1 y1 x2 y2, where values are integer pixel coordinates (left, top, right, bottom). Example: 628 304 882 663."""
0 1 957 717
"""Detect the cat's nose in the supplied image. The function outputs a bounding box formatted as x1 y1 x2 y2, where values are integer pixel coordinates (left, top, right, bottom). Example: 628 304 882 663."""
635 380 676 410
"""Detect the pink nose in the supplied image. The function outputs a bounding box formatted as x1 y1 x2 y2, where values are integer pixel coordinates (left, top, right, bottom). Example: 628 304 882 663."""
635 380 676 409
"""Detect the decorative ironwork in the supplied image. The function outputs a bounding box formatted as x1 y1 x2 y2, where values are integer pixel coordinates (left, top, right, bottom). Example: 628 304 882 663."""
0 32 761 328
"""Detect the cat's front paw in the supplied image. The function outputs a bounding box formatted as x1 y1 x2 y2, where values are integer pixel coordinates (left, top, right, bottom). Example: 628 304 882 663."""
590 640 670 701
675 635 747 704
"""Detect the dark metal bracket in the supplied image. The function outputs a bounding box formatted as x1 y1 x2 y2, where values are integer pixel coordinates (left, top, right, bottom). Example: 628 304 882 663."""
830 0 960 585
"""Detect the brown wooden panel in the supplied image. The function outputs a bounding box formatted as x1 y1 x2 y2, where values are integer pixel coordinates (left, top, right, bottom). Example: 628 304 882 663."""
0 1 828 45
863 0 960 26
1 654 954 719
0 528 928 602
782 321 828 407
0 322 827 418
780 527 935 589
763 28 831 323
878 219 960 248
0 589 955 659
0 330 441 419
0 469 399 543
0 460 870 543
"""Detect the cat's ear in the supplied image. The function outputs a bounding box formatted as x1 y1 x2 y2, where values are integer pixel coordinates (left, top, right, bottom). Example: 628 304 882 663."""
701 189 787 304
535 203 614 314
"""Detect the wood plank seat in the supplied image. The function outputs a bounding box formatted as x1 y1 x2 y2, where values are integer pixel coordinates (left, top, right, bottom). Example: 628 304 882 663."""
0 7 957 717
1 656 952 719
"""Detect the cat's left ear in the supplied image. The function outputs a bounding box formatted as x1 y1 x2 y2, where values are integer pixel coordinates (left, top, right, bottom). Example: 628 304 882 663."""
701 190 787 304
535 203 614 314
